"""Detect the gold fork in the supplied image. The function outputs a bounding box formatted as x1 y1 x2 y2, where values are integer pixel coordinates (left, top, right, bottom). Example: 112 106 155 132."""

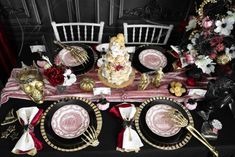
81 126 99 147
168 109 219 157
54 41 89 66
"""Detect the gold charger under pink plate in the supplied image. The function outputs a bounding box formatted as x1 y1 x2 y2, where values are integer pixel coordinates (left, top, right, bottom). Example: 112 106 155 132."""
138 49 167 70
51 104 90 139
145 104 181 137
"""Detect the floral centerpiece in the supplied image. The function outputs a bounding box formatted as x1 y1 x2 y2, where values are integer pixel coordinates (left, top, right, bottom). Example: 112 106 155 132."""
37 55 77 87
176 0 235 75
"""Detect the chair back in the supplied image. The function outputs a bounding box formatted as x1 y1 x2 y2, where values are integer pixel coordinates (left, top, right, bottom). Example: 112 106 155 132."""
123 23 173 45
51 21 105 44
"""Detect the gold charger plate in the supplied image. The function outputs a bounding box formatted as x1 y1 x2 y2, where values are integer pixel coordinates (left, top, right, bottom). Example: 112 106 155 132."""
40 97 102 152
98 68 135 88
135 97 194 150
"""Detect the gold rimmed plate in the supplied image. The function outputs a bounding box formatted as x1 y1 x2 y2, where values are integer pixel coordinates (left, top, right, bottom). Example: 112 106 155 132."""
40 97 102 152
135 97 193 150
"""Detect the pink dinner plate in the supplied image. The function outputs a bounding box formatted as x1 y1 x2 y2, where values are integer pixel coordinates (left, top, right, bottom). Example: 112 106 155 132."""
145 104 181 137
56 46 87 67
138 49 167 70
51 104 90 139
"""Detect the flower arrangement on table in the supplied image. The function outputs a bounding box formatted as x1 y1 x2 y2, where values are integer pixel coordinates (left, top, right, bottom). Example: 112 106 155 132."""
37 55 77 87
175 0 235 75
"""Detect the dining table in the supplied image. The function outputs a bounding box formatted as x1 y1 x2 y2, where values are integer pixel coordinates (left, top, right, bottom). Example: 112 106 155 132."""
0 98 235 157
1 44 235 157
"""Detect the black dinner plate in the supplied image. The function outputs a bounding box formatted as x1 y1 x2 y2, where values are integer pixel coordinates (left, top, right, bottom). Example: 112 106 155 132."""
132 45 167 73
135 97 193 150
57 44 96 75
40 97 102 152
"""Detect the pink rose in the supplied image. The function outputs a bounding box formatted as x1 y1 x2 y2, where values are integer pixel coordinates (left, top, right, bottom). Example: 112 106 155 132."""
209 52 217 59
202 16 213 29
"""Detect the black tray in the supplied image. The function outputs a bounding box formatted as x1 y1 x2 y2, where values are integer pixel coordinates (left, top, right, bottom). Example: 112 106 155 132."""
40 97 102 152
132 45 167 73
135 97 193 150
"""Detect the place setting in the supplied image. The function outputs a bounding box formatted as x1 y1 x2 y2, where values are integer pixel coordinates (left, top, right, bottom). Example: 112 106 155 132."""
135 96 218 156
54 41 97 75
132 45 168 73
40 97 102 152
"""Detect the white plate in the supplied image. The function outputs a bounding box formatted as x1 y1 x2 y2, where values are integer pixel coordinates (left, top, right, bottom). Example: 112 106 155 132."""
51 104 90 139
96 43 135 53
145 104 180 137
139 49 167 70
96 43 109 52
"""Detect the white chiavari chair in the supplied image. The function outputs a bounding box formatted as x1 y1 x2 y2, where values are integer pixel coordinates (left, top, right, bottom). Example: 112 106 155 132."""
51 21 105 44
123 22 173 45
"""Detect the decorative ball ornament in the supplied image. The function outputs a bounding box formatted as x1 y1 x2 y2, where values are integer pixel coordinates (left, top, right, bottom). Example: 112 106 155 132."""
79 77 95 91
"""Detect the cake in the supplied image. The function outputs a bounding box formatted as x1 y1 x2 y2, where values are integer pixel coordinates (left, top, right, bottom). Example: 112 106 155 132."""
99 33 133 86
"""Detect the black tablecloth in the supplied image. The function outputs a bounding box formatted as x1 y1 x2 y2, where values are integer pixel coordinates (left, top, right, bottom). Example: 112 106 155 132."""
0 98 235 157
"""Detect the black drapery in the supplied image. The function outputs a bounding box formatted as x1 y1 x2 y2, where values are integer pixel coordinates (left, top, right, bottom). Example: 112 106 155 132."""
0 21 17 84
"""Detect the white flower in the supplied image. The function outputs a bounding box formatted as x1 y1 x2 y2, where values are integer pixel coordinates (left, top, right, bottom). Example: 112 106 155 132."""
225 45 235 59
191 33 200 45
214 18 234 36
187 44 193 51
227 11 235 23
195 55 215 74
186 17 197 31
187 44 198 56
63 69 77 86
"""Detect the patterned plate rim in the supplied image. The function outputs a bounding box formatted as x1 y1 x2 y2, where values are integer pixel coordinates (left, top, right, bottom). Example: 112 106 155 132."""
138 49 167 70
40 97 102 152
135 96 194 150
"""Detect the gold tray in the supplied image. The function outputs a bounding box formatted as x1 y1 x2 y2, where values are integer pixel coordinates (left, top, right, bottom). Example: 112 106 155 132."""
98 68 135 88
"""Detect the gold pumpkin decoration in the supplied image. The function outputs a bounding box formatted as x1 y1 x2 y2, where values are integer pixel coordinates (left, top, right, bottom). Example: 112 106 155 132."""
79 77 95 91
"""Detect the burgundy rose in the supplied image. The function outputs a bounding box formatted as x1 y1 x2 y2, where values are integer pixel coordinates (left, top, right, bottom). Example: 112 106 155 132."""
210 36 223 46
186 77 196 86
44 66 64 86
215 43 225 52
115 65 124 71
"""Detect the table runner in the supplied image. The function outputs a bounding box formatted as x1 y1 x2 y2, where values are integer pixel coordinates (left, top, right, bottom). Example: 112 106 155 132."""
1 68 213 105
